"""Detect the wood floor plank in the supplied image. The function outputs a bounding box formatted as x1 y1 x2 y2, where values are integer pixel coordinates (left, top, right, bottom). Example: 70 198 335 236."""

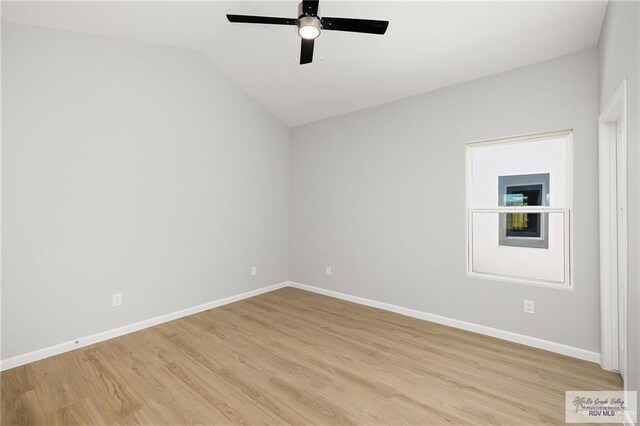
1 287 622 425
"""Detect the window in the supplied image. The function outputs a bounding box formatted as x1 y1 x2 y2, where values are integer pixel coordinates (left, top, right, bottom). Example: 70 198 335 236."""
498 173 549 248
466 131 572 288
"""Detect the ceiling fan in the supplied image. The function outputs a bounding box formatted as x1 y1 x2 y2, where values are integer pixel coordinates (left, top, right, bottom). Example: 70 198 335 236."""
227 0 389 65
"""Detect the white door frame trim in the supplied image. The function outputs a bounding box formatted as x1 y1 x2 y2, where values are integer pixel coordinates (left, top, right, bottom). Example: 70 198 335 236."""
598 79 628 377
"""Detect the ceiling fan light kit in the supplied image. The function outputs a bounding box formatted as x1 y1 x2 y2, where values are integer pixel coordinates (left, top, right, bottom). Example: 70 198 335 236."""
298 16 321 40
227 0 389 65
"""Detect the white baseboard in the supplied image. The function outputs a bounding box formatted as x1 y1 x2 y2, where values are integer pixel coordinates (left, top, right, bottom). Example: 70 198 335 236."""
0 282 288 371
0 280 601 371
288 281 600 363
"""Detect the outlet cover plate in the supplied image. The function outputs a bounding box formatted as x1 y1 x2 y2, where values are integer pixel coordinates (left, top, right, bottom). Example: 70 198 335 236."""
523 299 535 314
112 293 123 307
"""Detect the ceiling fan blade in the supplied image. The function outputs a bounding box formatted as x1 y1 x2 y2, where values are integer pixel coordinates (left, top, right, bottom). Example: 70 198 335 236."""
321 17 388 35
300 38 315 64
301 0 320 16
227 14 297 26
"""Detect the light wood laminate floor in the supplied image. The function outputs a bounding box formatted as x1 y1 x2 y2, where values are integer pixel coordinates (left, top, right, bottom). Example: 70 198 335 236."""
1 287 621 425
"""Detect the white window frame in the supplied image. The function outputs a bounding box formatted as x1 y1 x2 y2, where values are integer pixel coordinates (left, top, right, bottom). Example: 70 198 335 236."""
465 130 574 290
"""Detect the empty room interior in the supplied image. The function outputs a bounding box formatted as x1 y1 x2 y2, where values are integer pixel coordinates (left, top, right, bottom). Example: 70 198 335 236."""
1 0 639 424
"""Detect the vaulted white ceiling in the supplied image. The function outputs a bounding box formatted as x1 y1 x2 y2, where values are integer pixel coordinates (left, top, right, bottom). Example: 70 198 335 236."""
2 1 607 126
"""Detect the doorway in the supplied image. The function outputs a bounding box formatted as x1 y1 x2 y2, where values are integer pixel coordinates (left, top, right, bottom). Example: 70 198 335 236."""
598 80 628 382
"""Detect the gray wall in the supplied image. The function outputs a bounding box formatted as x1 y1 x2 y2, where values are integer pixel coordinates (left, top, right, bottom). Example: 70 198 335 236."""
290 49 600 352
1 23 290 360
598 0 640 409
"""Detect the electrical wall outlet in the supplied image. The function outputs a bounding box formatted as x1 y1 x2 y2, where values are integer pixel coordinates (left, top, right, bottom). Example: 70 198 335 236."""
326 266 332 276
112 293 123 307
251 266 257 276
523 299 535 314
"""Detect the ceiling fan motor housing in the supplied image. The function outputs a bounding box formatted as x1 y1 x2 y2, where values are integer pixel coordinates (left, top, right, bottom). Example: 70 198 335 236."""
297 2 321 39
